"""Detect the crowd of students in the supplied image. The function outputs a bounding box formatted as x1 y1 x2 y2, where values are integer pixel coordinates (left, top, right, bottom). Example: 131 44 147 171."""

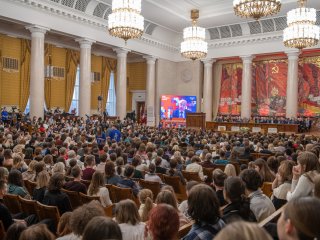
1 114 320 240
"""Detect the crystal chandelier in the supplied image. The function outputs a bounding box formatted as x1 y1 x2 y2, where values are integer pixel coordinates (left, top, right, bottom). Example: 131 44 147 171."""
233 0 281 20
181 10 208 61
283 0 320 49
108 0 144 42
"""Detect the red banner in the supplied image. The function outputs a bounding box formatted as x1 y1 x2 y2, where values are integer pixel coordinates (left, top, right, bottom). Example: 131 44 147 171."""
218 63 242 115
252 60 287 116
298 57 320 116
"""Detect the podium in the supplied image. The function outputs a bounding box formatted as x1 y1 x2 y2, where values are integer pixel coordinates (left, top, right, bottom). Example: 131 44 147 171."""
186 112 206 129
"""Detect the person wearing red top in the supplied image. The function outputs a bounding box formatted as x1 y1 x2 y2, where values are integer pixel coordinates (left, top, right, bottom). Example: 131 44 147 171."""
82 155 96 181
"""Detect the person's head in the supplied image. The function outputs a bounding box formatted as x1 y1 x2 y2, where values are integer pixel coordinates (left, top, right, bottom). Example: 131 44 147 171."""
254 158 275 182
186 180 200 196
85 155 95 167
138 189 154 222
188 184 220 224
82 216 122 240
57 212 73 237
0 167 9 182
277 197 320 240
8 169 23 187
47 173 65 192
71 165 81 178
155 190 178 210
36 171 50 189
224 164 237 177
19 224 55 240
178 99 187 111
267 156 279 174
146 204 179 240
296 151 320 175
240 169 263 193
155 157 162 166
123 165 135 178
212 169 227 188
215 221 272 240
52 162 65 175
43 155 53 165
99 153 108 163
148 163 156 173
115 199 140 225
105 160 116 178
88 171 105 196
191 155 200 163
70 201 105 236
5 222 27 240
223 176 246 203
278 160 295 182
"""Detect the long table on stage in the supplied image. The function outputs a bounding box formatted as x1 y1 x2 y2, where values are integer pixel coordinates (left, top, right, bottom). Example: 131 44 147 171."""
206 122 299 133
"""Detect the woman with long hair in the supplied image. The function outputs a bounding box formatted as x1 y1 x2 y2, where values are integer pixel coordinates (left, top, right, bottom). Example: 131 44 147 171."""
88 171 112 207
254 158 275 182
7 169 29 198
222 177 256 223
115 199 145 240
138 189 155 222
105 161 122 185
155 190 189 227
287 151 320 201
22 160 37 181
32 171 50 203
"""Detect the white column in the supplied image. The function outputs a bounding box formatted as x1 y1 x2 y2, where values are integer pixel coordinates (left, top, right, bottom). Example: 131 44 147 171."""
202 59 215 121
285 50 300 118
144 56 157 126
76 38 94 118
115 48 128 120
26 25 49 119
240 55 254 119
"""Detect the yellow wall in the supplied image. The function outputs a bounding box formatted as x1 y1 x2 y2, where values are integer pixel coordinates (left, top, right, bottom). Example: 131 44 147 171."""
91 55 102 110
0 34 22 106
49 46 67 109
126 62 146 111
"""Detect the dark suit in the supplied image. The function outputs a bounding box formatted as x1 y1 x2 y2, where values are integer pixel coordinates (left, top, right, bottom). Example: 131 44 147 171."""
172 109 191 118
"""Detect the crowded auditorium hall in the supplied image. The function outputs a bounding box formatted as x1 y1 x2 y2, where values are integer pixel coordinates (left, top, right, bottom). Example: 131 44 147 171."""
0 0 320 239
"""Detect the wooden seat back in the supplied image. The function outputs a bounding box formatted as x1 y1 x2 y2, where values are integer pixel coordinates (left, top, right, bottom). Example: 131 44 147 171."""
177 221 194 239
213 164 226 171
156 173 165 182
106 184 116 203
261 182 273 198
24 180 37 196
3 194 21 214
19 196 37 216
181 170 201 182
79 192 100 205
61 189 82 210
163 175 187 201
104 204 114 217
203 168 214 183
112 185 135 202
36 202 60 227
139 179 161 199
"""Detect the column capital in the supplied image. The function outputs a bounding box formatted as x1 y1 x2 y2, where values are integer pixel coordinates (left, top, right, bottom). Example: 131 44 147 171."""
202 59 216 67
75 38 95 48
143 56 157 64
113 48 129 57
240 55 254 63
26 25 49 36
285 50 300 60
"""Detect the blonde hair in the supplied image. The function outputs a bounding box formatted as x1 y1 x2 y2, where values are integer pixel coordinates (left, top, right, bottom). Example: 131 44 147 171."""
224 164 237 177
138 189 154 222
52 162 65 175
215 221 272 240
36 171 50 189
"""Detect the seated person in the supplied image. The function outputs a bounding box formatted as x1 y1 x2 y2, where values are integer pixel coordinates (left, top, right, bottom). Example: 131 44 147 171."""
154 157 167 174
212 169 228 207
240 169 275 222
63 166 87 194
200 153 215 168
7 170 29 198
144 163 163 184
214 151 229 165
105 161 122 185
185 156 205 181
132 156 144 179
166 158 186 185
33 171 50 203
117 165 140 197
82 155 96 181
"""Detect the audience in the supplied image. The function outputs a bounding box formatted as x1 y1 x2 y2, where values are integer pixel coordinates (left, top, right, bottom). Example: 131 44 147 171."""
138 189 155 222
87 171 112 207
63 165 87 194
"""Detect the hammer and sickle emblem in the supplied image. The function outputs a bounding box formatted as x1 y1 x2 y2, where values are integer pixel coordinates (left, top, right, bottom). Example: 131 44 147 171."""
271 64 279 74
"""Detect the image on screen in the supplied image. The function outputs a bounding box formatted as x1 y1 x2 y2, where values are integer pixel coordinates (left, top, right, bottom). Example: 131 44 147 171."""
160 95 197 120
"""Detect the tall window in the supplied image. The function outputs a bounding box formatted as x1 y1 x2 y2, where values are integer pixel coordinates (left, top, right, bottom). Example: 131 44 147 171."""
69 66 80 114
106 72 116 116
24 99 30 114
